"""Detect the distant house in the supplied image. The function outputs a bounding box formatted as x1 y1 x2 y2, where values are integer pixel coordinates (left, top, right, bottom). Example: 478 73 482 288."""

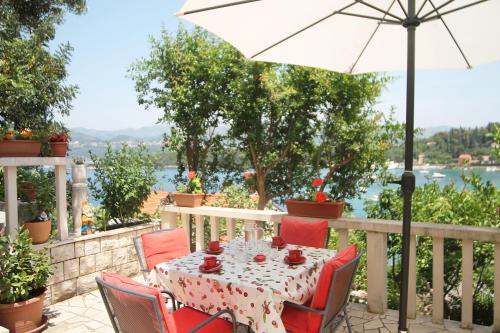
458 153 472 166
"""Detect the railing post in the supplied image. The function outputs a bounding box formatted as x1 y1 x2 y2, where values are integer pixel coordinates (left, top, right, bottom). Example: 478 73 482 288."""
461 239 473 329
366 231 387 314
432 237 444 324
408 235 417 319
161 211 177 229
181 213 191 246
493 242 500 333
337 228 349 251
227 218 236 240
55 164 68 240
273 220 279 237
4 166 17 237
194 215 205 251
210 216 219 241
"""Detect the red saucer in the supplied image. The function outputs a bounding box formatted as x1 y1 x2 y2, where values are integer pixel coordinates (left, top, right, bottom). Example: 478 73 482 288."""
284 255 306 265
254 254 266 263
199 263 222 273
271 242 287 250
205 247 224 255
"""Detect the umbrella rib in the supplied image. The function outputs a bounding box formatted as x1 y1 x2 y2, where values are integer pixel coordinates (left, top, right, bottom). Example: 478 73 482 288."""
355 0 405 21
396 0 408 17
428 0 472 69
336 12 401 24
177 0 262 16
349 0 398 74
421 0 490 22
420 0 455 20
249 1 359 59
416 0 429 17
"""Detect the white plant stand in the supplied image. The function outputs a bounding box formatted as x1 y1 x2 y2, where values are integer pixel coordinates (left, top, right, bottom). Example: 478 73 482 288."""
1 157 71 240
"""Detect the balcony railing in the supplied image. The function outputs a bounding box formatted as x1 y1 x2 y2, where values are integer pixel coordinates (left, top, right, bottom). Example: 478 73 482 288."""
160 204 500 332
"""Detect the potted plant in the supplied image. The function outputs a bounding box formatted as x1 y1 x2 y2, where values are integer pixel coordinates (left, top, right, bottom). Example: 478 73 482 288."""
0 127 42 157
285 177 344 219
0 227 51 332
23 211 51 245
173 171 205 207
48 132 69 157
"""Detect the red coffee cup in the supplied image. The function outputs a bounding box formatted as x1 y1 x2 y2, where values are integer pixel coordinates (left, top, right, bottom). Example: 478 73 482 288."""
204 256 218 269
272 236 284 246
208 240 220 251
288 249 303 261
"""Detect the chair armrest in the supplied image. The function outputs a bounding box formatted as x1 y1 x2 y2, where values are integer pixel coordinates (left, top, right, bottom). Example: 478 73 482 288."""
188 309 237 333
284 301 325 315
160 290 177 311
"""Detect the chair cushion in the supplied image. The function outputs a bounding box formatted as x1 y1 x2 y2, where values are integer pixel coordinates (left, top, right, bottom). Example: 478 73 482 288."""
280 217 328 248
141 228 190 269
282 302 321 333
171 306 234 333
102 272 171 331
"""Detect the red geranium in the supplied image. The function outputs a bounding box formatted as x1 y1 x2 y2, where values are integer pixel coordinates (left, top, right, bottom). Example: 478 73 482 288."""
188 171 196 180
311 178 323 187
49 134 69 143
315 191 327 203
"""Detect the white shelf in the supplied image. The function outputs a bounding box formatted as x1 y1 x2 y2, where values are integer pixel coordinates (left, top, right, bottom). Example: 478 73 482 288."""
0 157 71 166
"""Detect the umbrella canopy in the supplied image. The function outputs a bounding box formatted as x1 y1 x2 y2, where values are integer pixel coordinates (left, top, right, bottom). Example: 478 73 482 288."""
176 1 499 332
177 0 500 73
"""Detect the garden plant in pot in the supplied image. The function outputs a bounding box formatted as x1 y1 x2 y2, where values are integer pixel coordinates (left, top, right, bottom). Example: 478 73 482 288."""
48 132 69 157
0 227 51 332
23 211 51 245
0 126 42 157
173 171 205 207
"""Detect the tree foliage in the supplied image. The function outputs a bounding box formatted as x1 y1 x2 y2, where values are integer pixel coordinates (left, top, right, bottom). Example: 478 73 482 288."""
89 144 158 222
129 26 240 191
365 174 500 325
0 0 86 129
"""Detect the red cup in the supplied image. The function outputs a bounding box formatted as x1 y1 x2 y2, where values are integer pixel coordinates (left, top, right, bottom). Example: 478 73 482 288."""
288 249 303 261
272 236 284 246
208 240 220 251
204 256 218 269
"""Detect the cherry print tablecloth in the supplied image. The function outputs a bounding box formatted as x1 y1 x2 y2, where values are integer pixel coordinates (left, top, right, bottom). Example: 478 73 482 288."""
147 239 336 333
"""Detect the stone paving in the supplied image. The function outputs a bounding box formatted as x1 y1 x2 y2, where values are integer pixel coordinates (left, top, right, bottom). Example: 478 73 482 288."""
43 276 490 333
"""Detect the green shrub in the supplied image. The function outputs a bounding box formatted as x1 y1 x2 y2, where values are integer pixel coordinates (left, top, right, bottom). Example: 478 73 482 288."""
89 144 157 222
0 228 51 304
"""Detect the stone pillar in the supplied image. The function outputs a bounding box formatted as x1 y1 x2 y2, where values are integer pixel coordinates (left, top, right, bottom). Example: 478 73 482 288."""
71 164 87 237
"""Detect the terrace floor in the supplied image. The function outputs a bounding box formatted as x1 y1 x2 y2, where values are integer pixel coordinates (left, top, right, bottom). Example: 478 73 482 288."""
43 276 490 333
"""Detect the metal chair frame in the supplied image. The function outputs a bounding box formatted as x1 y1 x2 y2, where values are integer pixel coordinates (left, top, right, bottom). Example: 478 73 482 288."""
96 277 237 333
284 251 363 333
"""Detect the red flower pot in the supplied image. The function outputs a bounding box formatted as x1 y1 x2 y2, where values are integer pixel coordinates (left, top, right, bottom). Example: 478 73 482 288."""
50 142 68 157
173 193 205 207
285 199 344 219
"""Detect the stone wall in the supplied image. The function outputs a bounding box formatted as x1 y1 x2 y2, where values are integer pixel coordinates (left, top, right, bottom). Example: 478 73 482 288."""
43 223 157 304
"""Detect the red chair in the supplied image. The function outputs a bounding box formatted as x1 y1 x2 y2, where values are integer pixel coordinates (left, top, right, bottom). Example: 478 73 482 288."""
96 272 237 333
134 228 191 278
279 216 329 248
281 245 361 333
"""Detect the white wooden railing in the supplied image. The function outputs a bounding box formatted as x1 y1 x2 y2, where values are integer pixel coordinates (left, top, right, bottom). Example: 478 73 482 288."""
160 205 500 332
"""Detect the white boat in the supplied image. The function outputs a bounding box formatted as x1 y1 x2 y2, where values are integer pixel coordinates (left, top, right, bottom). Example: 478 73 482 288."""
486 166 498 172
419 170 430 174
431 172 446 179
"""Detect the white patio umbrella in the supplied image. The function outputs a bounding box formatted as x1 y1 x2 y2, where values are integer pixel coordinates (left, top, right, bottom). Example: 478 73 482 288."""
176 1 500 332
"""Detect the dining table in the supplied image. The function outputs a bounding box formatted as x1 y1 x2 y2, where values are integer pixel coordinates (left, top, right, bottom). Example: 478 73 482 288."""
147 239 336 333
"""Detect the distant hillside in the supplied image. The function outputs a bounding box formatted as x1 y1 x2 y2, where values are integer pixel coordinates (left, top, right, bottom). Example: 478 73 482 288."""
70 125 169 142
420 126 452 138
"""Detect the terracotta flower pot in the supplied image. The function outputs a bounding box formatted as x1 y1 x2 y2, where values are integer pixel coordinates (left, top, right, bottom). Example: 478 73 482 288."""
49 142 68 157
173 193 205 207
285 199 344 219
0 290 47 333
20 182 37 202
24 220 51 244
0 141 41 157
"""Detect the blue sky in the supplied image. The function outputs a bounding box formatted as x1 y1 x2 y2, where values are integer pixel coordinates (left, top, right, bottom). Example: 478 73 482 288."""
52 0 499 130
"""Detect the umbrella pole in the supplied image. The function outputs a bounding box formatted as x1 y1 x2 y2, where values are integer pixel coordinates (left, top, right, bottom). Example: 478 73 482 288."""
399 1 418 332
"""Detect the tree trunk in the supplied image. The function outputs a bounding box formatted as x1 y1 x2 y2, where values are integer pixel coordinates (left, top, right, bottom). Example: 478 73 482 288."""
256 173 268 210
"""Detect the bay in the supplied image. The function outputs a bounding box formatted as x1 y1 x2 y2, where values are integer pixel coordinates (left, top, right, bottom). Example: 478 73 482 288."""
85 167 500 218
